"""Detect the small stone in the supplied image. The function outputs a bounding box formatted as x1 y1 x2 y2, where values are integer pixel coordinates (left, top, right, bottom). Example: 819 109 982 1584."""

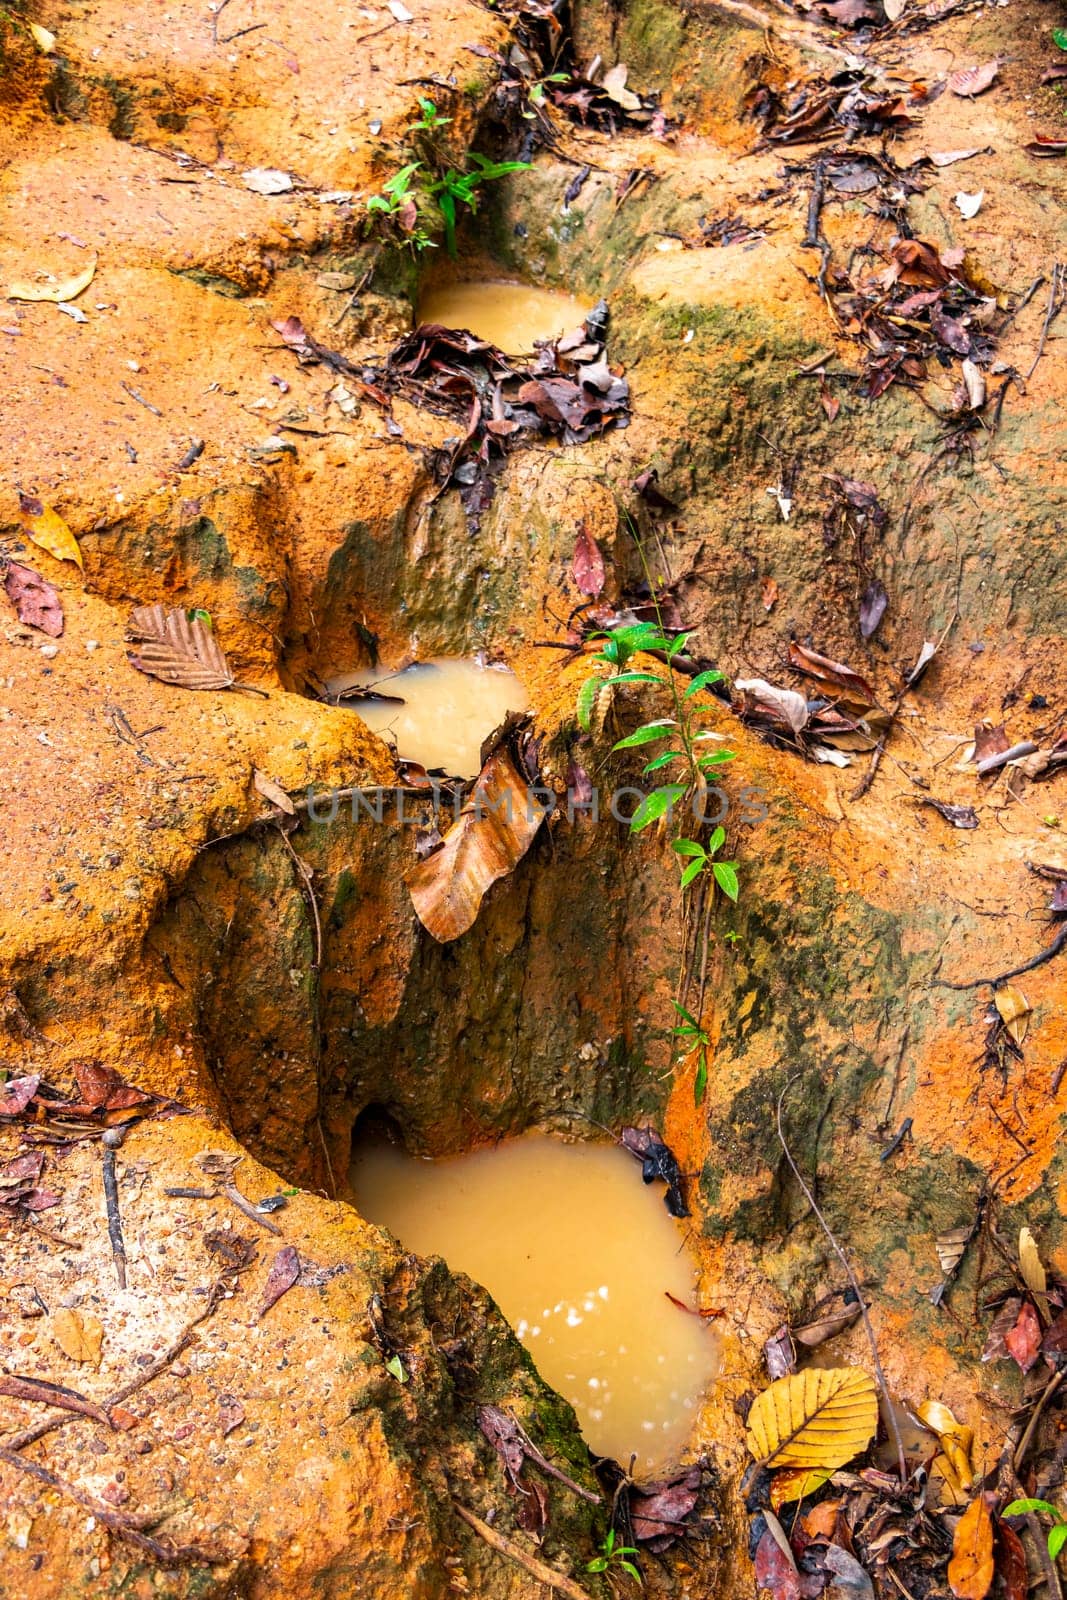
85 640 99 652
39 645 59 659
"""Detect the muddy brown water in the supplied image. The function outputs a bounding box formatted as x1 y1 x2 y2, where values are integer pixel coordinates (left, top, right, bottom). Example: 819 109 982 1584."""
325 657 528 779
349 1133 720 1472
416 281 592 355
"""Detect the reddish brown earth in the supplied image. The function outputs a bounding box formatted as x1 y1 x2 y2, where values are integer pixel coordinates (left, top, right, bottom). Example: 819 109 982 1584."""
1 0 1066 1593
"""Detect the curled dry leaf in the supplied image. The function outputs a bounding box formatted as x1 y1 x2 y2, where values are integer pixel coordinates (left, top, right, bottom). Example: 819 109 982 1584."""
935 1223 975 1277
996 1520 1028 1600
761 576 780 611
17 492 83 569
8 255 97 304
949 60 1000 98
3 560 64 636
948 1495 994 1600
981 1296 1022 1361
792 1300 863 1348
994 985 1031 1046
788 642 875 704
242 168 293 195
917 1398 975 1492
746 1367 879 1472
406 749 549 942
126 604 236 691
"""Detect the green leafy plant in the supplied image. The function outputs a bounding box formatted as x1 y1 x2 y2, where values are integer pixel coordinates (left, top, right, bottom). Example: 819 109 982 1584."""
1004 1499 1067 1561
364 162 436 252
587 1528 641 1582
411 96 451 132
1053 26 1067 48
429 152 531 255
525 71 570 115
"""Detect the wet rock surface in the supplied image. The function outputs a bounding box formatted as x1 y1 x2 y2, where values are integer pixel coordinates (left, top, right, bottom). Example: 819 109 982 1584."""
2 0 1067 1593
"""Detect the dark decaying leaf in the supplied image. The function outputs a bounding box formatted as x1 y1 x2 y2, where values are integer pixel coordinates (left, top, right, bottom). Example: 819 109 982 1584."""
765 1325 797 1379
981 1296 1022 1361
1040 1309 1067 1369
3 561 64 636
0 1149 59 1214
632 468 679 514
620 1125 689 1218
1004 1301 1042 1372
126 604 236 692
256 1244 301 1321
822 1543 875 1600
920 799 979 829
204 1230 259 1271
572 523 606 597
996 1520 1028 1600
1051 882 1067 914
1025 136 1067 157
859 580 888 639
406 750 550 942
629 1464 701 1547
754 1526 803 1600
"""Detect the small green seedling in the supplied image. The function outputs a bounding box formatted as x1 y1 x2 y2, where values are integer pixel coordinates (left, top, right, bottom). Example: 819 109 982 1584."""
365 161 421 217
587 1528 642 1582
1004 1500 1067 1561
672 999 711 1107
411 96 451 132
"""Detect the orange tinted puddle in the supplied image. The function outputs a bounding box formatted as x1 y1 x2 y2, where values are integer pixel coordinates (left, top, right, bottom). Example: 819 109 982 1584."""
349 1134 719 1472
416 281 592 355
325 656 528 780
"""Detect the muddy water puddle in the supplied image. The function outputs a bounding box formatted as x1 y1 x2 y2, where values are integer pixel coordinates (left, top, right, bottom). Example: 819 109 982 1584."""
325 656 527 779
349 1133 719 1471
417 281 592 355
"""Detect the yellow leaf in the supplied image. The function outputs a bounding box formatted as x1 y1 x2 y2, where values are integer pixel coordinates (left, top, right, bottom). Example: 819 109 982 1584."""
948 1495 994 1600
8 255 97 304
28 21 56 51
17 492 83 569
745 1368 879 1472
1019 1227 1050 1321
770 1467 833 1509
50 1308 103 1366
994 984 1031 1045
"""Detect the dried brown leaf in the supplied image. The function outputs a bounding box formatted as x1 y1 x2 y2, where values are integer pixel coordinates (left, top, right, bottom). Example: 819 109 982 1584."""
1004 1301 1041 1372
949 60 1000 98
406 750 549 942
126 604 236 691
50 1308 104 1366
948 1495 994 1600
995 986 1031 1045
256 1245 301 1321
572 524 606 597
253 770 296 815
3 561 64 636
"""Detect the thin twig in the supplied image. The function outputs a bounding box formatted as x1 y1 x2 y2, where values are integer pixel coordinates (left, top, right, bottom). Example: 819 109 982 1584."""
935 922 1067 990
1013 1369 1066 1475
777 1076 907 1483
274 824 323 970
101 1126 128 1288
1025 263 1065 381
452 1502 593 1600
0 1447 229 1566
